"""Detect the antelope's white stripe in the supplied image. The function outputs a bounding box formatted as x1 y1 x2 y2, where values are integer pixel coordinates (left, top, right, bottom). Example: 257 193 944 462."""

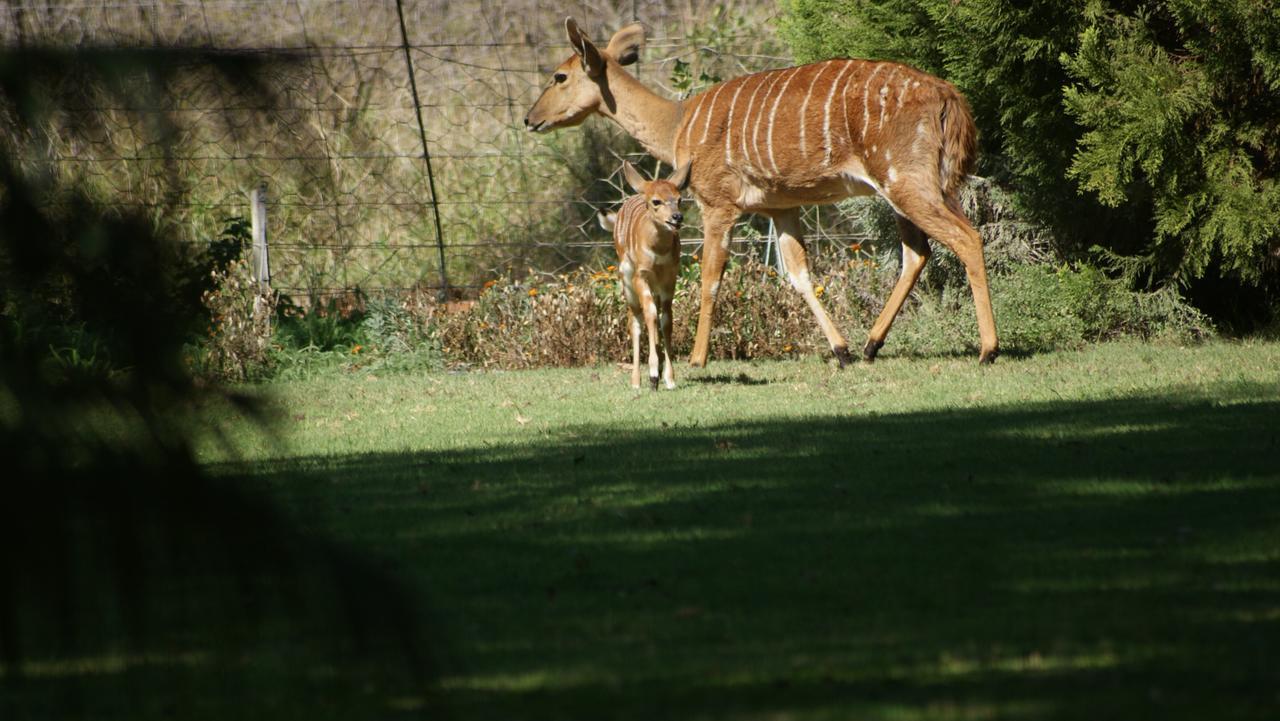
840 62 857 159
861 63 886 144
752 70 786 170
722 79 748 164
878 82 891 130
739 74 770 171
766 67 802 173
822 62 854 165
682 92 708 151
798 60 833 156
700 83 726 144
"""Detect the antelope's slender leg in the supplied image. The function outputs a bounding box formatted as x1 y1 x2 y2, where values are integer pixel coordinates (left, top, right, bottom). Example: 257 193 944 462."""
628 306 643 389
889 187 999 363
689 204 740 367
659 297 675 389
864 215 932 361
772 208 852 367
636 275 662 389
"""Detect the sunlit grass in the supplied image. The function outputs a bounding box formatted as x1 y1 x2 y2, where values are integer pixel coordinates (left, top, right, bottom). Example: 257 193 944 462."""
181 340 1280 720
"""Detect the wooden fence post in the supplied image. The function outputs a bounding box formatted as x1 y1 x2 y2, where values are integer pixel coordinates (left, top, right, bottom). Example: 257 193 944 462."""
249 182 271 333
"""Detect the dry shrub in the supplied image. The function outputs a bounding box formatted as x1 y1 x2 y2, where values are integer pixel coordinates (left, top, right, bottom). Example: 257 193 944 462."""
426 241 1212 370
434 269 629 368
431 253 901 369
200 257 276 380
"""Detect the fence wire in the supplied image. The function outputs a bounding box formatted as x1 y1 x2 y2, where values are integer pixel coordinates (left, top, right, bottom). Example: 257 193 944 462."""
2 0 879 303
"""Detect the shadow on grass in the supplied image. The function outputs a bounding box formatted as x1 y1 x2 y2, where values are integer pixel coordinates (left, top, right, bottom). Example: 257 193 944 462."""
233 383 1280 720
686 372 769 386
0 48 443 721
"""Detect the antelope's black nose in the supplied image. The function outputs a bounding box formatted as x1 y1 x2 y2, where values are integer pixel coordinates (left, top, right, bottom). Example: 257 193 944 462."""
671 212 683 224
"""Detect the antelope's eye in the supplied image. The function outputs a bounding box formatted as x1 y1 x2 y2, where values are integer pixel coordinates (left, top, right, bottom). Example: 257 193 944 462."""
554 72 568 84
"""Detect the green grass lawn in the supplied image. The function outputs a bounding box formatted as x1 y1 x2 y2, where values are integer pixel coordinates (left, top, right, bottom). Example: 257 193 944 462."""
192 340 1280 720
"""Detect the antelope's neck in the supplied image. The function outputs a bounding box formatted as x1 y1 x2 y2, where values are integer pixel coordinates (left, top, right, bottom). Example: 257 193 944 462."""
648 223 678 252
601 66 683 166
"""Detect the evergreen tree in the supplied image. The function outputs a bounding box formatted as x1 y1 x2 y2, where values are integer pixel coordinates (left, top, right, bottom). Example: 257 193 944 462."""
778 0 1280 306
1063 0 1280 284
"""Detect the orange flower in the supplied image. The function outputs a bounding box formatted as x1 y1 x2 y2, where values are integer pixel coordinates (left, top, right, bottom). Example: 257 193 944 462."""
849 242 863 253
606 264 617 272
483 279 497 289
351 344 363 354
783 344 793 353
528 288 539 297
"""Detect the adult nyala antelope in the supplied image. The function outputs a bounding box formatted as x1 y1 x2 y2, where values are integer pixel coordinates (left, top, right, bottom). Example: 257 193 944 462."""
525 19 999 367
598 160 691 390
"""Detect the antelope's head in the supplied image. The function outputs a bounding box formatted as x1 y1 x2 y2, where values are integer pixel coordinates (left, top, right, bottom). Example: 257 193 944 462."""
523 18 645 132
622 160 691 233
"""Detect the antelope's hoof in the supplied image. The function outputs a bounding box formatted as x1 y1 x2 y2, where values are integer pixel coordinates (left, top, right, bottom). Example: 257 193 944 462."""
863 339 884 363
979 347 1000 365
650 375 660 390
832 345 853 369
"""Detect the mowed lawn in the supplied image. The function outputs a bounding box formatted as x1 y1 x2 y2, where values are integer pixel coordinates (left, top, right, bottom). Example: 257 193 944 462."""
200 340 1280 720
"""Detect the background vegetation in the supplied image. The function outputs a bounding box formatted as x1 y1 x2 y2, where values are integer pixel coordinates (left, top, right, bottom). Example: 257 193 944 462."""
779 0 1280 332
8 0 1274 374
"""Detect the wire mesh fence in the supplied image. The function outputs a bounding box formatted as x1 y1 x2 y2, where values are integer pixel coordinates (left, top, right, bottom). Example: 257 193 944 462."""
2 0 882 305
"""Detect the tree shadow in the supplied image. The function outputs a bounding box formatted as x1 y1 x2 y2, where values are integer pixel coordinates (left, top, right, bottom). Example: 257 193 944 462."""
0 47 446 721
229 385 1280 720
686 371 769 386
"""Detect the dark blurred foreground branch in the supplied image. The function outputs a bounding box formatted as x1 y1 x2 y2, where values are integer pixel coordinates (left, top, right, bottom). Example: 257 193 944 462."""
0 48 443 720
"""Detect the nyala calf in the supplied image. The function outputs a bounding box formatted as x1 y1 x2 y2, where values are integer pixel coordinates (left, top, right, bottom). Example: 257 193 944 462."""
598 160 691 389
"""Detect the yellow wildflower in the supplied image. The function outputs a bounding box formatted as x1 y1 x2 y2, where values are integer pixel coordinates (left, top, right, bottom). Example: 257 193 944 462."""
528 288 539 297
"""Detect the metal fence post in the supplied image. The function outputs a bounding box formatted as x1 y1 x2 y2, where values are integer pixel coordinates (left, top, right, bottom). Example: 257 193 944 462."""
395 0 450 302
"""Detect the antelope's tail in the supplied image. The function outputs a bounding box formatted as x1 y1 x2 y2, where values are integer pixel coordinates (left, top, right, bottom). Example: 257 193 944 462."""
597 210 617 232
939 88 978 198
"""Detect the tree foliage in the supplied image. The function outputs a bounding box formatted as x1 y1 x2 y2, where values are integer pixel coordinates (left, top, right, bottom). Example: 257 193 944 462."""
777 0 1280 294
1062 1 1280 284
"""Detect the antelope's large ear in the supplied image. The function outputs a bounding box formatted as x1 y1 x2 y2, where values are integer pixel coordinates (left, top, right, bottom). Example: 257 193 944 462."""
565 17 605 78
606 22 646 66
667 161 692 192
621 161 647 194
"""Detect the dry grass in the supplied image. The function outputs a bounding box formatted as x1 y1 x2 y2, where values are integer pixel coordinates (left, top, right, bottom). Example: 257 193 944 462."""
3 0 790 301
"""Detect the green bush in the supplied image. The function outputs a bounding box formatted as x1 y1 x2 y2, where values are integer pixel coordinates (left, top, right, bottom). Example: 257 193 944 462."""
426 252 1211 369
777 0 1280 325
1062 1 1280 285
214 251 1212 375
